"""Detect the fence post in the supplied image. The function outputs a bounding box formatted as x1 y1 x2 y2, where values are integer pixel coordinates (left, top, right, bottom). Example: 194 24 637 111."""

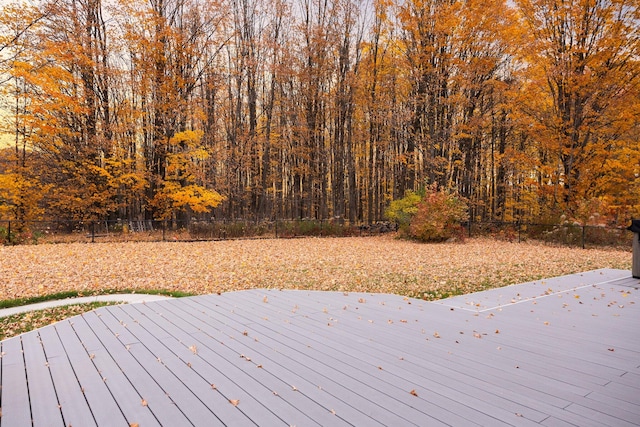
467 220 472 238
7 220 11 244
162 220 166 241
582 226 586 249
91 221 96 243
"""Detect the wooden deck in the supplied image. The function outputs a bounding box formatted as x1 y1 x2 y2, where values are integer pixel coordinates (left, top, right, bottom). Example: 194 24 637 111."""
1 268 639 426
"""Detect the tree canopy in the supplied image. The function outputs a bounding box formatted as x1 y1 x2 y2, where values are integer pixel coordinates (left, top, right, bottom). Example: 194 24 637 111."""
0 0 638 226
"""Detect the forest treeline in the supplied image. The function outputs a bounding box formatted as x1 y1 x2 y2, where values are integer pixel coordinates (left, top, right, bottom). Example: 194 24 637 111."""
0 0 638 227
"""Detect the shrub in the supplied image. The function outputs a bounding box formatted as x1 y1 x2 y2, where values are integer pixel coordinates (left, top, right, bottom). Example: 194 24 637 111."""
384 191 422 233
387 184 468 242
409 185 468 242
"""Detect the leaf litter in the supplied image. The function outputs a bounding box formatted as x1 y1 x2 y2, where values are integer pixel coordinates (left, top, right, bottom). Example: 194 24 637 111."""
0 236 631 302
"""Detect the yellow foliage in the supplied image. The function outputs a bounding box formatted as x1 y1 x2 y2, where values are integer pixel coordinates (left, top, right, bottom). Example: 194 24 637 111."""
0 171 46 221
151 182 224 219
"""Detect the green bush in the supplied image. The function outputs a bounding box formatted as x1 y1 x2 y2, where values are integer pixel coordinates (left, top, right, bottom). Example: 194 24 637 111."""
0 226 16 245
386 184 469 242
384 191 422 233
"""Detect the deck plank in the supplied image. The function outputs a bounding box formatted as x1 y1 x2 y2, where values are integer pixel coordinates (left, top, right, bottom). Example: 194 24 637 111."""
53 319 130 426
72 311 161 426
78 309 193 426
20 331 65 426
192 292 584 425
130 301 330 426
104 305 241 427
37 325 97 427
1 336 32 426
160 300 450 425
176 295 534 426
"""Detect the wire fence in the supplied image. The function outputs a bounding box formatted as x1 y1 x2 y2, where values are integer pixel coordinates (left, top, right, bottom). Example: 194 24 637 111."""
465 221 634 249
0 218 398 245
0 218 635 249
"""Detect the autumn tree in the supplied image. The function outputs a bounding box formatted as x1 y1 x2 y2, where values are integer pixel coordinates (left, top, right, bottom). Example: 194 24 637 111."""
149 130 224 220
0 0 637 229
516 0 640 218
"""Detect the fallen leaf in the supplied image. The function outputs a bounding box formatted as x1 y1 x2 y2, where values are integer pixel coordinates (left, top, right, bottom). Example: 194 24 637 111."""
141 399 148 407
433 332 440 338
229 399 240 406
410 389 418 397
190 345 197 354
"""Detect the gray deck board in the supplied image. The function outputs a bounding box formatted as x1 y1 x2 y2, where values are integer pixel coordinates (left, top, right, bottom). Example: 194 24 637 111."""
1 335 33 426
70 313 161 426
173 297 487 426
79 310 193 426
132 301 351 426
53 319 131 426
97 308 227 427
112 304 261 427
154 302 387 426
1 268 639 426
193 292 582 425
37 325 97 427
223 290 594 403
187 293 543 424
20 331 65 426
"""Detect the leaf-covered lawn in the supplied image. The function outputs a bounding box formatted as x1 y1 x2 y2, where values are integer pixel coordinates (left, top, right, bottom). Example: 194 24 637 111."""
0 236 632 301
